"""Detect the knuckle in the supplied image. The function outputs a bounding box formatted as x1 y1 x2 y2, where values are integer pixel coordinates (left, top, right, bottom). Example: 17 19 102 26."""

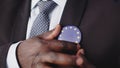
47 52 57 63
36 52 57 63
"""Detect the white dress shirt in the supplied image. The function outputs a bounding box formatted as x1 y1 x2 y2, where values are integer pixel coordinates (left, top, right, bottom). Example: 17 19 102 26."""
7 0 67 68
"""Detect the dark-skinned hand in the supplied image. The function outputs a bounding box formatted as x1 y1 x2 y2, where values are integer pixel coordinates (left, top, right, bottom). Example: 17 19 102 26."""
17 25 80 68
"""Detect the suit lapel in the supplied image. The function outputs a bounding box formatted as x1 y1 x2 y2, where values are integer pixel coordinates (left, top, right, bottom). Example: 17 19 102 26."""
12 0 87 41
11 0 31 42
60 0 87 27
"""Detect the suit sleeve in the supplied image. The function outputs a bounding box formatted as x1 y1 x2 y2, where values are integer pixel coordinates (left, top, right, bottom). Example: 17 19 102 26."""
0 43 12 68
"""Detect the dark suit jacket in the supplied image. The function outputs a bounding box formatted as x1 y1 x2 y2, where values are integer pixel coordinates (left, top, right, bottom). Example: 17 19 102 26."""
0 0 120 68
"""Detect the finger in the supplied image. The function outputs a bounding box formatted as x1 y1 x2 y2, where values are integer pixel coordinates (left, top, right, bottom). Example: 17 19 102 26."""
76 55 96 68
32 63 52 68
56 66 75 68
76 49 85 66
76 49 85 56
56 66 79 68
76 56 84 66
46 40 80 54
37 52 77 66
76 53 87 67
46 24 61 40
38 24 61 40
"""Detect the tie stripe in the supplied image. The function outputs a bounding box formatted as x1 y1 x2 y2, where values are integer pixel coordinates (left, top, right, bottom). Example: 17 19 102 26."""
29 1 57 38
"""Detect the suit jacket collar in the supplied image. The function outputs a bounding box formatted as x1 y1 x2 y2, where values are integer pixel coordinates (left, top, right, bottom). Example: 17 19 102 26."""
60 0 87 27
12 0 87 41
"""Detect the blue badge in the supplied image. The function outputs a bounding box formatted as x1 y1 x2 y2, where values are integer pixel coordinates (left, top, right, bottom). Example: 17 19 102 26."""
58 26 82 43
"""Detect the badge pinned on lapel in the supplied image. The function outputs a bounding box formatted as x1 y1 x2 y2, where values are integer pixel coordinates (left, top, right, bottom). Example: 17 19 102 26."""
58 26 82 43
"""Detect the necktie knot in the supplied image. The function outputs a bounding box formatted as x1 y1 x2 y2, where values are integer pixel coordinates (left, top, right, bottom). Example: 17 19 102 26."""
37 1 57 13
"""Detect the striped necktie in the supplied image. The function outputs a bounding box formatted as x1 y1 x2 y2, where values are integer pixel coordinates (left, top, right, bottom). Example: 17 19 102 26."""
30 0 57 38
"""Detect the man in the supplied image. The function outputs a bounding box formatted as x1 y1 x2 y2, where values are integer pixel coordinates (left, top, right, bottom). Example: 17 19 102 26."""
0 0 120 68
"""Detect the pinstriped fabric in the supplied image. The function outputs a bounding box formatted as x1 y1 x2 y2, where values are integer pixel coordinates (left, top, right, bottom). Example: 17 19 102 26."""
29 1 57 38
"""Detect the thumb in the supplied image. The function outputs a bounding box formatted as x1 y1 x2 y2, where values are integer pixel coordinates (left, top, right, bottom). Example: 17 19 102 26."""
38 24 61 40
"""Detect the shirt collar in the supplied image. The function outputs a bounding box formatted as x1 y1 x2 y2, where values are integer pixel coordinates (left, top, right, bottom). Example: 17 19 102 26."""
31 0 67 9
